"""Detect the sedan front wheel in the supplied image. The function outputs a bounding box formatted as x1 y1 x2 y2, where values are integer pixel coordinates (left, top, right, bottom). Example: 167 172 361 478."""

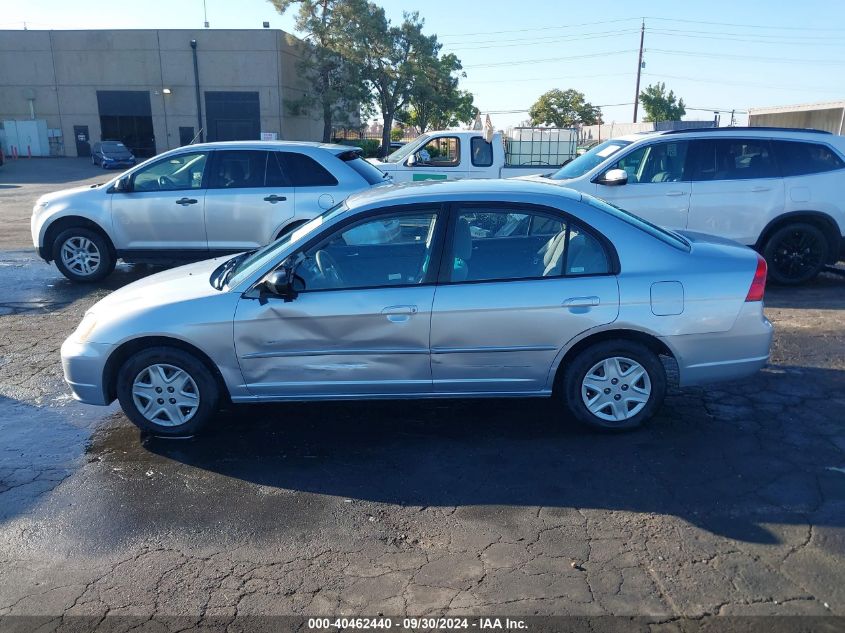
116 347 220 436
562 340 666 431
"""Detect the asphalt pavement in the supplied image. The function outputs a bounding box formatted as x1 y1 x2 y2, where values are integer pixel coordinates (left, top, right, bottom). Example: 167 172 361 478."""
1 158 844 625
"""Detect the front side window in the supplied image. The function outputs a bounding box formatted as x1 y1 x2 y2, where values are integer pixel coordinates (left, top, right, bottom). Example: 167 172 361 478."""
278 152 338 187
608 141 688 184
209 150 267 189
293 211 439 291
688 138 777 181
449 207 608 283
771 140 845 177
416 137 460 167
132 151 207 192
471 137 494 167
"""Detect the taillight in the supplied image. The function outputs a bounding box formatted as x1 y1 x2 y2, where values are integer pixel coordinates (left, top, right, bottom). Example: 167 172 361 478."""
746 255 767 302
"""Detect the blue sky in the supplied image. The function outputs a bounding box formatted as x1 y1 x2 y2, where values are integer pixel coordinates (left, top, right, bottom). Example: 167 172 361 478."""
4 0 845 128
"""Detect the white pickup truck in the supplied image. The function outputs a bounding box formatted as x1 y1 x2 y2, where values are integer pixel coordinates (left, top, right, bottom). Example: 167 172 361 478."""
368 128 576 183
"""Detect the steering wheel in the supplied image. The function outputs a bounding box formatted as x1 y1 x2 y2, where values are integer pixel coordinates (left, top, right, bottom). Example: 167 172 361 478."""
315 250 345 287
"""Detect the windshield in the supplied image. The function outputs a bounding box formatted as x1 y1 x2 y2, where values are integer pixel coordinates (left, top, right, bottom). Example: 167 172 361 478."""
102 142 128 152
548 139 632 180
222 203 348 289
384 134 429 163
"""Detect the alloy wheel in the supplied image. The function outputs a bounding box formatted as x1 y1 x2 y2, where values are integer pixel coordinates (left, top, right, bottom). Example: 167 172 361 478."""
60 236 102 277
770 229 825 281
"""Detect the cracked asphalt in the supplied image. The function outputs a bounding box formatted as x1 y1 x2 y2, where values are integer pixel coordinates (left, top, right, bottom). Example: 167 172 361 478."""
1 159 845 625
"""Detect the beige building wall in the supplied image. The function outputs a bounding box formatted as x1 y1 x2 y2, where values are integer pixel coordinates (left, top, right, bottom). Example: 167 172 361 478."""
0 28 331 156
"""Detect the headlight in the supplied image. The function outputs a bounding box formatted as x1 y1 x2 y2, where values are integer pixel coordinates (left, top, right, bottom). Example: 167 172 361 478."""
73 313 98 343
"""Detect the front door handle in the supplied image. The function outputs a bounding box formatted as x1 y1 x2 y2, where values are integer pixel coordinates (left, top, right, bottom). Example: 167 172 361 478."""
264 194 287 203
664 190 686 197
381 305 417 322
563 296 600 308
751 186 771 193
175 197 198 206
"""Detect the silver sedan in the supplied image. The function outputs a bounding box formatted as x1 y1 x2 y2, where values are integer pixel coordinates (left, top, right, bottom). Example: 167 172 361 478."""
61 179 773 435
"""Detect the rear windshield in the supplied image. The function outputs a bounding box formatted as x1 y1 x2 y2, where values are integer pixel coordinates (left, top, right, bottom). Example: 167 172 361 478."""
340 151 388 185
583 193 690 251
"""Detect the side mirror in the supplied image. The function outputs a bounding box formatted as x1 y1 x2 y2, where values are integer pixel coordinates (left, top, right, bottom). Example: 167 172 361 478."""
112 176 132 193
262 265 298 302
406 154 416 167
596 168 628 186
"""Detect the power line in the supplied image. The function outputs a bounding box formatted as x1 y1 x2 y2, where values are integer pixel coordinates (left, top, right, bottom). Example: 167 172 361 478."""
642 72 842 94
643 15 845 32
464 49 636 69
442 29 640 51
648 48 845 66
439 17 639 38
463 72 630 85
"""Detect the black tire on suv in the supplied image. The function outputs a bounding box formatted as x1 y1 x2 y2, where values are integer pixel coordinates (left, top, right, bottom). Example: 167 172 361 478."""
763 222 829 285
52 227 116 283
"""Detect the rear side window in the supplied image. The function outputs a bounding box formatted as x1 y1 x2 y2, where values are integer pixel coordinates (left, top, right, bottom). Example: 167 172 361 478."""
278 152 338 187
688 139 778 181
209 150 267 189
339 151 387 185
771 141 845 176
471 137 494 167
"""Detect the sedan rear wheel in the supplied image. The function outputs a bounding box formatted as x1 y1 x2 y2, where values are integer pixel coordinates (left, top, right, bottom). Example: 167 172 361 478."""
562 340 666 431
116 347 219 436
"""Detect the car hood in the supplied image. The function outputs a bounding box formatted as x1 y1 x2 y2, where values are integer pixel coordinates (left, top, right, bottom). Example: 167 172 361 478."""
366 159 397 171
37 183 111 206
89 257 231 315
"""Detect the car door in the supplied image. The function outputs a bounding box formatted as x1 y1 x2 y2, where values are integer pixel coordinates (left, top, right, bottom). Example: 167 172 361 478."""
408 135 469 181
278 150 342 220
430 204 620 394
595 139 692 231
203 149 296 252
686 138 785 245
110 150 209 252
234 206 444 397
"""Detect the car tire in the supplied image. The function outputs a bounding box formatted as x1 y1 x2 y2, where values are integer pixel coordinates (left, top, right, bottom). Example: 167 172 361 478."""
562 340 666 431
116 347 220 436
52 227 116 283
763 223 828 285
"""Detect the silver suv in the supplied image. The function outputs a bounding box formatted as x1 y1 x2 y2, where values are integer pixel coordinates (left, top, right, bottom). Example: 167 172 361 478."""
32 141 387 282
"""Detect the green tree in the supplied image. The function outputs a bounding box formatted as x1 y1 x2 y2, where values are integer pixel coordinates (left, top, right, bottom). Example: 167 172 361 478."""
269 0 370 142
528 89 601 128
398 53 478 134
639 82 686 122
352 8 444 155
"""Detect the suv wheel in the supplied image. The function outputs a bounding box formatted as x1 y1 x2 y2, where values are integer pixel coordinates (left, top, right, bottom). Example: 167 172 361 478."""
116 347 220 436
763 223 828 285
562 340 666 431
52 227 115 282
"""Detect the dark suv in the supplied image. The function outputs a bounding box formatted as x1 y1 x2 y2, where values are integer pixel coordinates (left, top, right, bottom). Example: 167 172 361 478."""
92 141 136 169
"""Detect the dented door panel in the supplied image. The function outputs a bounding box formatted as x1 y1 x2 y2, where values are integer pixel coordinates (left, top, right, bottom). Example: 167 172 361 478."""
234 287 436 397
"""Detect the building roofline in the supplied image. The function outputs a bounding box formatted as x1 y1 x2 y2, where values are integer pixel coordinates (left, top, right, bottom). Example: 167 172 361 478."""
748 101 845 115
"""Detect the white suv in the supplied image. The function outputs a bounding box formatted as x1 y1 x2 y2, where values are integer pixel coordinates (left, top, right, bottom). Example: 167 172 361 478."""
535 127 845 284
32 141 387 282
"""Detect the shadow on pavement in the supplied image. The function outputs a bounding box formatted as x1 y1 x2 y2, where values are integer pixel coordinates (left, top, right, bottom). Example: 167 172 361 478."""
78 364 845 546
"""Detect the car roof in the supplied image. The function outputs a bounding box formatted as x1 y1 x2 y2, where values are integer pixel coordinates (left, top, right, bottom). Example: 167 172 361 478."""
169 140 354 155
613 127 837 144
345 178 583 210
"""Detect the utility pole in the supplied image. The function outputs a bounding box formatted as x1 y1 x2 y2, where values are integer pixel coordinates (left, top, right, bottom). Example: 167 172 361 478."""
632 20 645 123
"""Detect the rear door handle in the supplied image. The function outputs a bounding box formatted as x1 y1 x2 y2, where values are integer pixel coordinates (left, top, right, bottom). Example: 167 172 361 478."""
664 190 686 197
381 305 417 322
264 194 287 203
563 296 600 308
176 197 198 206
751 186 771 193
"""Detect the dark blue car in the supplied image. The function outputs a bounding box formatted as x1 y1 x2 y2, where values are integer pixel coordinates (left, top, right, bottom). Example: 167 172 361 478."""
91 141 136 169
